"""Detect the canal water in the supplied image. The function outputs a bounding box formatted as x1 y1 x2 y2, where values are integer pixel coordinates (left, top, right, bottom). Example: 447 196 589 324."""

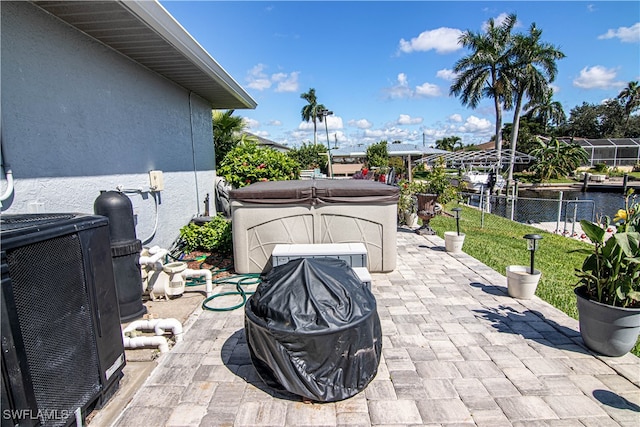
467 189 630 225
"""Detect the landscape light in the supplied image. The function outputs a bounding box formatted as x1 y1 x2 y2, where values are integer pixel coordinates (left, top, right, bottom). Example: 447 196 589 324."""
523 234 543 274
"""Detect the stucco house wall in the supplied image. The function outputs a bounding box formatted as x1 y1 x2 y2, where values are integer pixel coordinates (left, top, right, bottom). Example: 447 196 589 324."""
1 1 243 249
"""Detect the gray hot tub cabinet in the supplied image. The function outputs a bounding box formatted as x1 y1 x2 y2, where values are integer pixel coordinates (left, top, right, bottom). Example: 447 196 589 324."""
229 180 399 273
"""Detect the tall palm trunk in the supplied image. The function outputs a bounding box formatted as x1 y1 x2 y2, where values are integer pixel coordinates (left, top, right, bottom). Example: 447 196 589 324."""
507 93 525 183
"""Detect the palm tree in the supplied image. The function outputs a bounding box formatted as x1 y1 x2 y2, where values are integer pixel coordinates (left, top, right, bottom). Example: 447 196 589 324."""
505 23 565 183
212 109 247 167
530 137 588 181
300 88 327 145
617 81 640 133
435 136 462 151
450 14 517 165
525 88 566 134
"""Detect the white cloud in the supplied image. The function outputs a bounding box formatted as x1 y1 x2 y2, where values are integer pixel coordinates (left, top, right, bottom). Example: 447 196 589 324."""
397 114 423 125
252 130 269 138
298 115 343 131
348 119 372 129
482 13 520 32
573 65 624 89
398 27 463 54
448 114 463 123
245 64 299 92
267 120 282 126
384 73 413 99
436 69 457 81
459 115 492 133
598 22 640 43
274 71 299 92
243 117 259 129
415 82 442 97
383 74 442 99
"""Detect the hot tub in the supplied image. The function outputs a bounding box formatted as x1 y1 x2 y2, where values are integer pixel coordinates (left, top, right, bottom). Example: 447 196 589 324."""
229 180 399 273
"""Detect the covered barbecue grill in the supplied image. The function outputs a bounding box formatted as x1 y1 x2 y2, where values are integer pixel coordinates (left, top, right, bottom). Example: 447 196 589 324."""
244 257 382 402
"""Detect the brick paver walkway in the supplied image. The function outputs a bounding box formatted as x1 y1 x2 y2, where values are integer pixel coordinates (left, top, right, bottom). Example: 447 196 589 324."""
114 230 640 426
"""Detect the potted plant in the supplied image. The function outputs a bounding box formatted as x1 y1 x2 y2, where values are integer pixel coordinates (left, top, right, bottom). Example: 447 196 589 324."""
413 157 459 235
571 190 640 356
506 234 543 299
444 207 465 253
397 181 418 228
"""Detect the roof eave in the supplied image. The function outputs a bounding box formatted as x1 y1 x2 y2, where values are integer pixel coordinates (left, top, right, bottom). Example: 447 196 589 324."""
120 1 256 109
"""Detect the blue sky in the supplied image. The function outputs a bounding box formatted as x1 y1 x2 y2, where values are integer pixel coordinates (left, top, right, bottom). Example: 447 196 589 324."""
161 1 640 148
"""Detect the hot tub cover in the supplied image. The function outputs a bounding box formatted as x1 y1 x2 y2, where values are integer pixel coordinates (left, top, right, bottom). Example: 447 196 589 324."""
230 179 399 205
244 257 382 402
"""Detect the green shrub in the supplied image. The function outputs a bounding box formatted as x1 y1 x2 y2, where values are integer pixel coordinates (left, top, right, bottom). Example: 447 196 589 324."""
593 163 609 173
218 142 300 188
179 214 232 254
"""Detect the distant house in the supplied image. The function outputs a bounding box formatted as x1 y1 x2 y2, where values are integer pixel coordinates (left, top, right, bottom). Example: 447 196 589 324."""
244 132 290 152
1 1 256 249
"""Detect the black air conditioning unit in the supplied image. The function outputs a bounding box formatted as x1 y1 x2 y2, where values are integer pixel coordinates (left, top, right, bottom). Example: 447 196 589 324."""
1 214 125 427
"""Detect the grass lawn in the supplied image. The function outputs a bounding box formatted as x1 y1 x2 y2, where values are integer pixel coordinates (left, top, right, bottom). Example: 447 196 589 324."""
430 204 640 357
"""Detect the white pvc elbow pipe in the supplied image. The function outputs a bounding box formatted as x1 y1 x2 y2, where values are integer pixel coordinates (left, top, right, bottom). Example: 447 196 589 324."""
123 318 184 342
0 169 14 204
139 247 169 269
182 268 213 297
122 334 169 353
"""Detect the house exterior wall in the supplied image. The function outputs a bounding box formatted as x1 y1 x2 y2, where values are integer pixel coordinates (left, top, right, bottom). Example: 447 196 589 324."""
1 1 215 249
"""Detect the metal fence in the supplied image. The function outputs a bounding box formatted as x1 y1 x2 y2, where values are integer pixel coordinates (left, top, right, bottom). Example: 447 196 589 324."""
461 190 596 235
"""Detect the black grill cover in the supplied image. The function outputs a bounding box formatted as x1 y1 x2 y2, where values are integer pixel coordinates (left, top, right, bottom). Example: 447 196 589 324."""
244 257 382 402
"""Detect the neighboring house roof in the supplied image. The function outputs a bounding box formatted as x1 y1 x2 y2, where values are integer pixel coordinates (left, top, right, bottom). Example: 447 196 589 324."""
332 143 447 158
245 132 290 152
32 0 256 109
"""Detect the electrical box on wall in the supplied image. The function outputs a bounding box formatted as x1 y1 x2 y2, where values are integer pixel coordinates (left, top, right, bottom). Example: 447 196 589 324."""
149 170 164 191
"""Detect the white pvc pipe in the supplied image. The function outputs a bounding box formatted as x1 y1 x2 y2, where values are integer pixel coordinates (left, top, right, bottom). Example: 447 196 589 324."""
122 335 169 353
139 247 169 269
0 169 14 204
123 318 183 342
182 268 213 297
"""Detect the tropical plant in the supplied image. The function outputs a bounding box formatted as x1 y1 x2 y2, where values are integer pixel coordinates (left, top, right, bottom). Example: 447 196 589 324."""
212 110 251 167
413 157 459 204
366 140 389 169
287 142 328 173
450 13 517 163
218 142 300 188
300 88 327 145
505 23 565 183
529 137 589 181
524 87 566 134
179 214 232 254
571 190 640 308
617 81 640 133
435 136 462 152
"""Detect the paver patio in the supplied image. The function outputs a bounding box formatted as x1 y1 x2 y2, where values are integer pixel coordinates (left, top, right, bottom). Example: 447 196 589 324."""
112 229 640 426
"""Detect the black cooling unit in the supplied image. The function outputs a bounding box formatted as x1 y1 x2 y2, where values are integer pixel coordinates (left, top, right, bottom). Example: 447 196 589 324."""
1 214 125 427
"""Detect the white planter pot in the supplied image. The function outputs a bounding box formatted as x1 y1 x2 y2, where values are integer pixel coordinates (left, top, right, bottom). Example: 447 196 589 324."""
506 265 541 299
444 232 465 253
403 212 418 228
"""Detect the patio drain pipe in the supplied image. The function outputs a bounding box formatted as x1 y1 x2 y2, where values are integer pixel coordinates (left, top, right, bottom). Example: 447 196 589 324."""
123 318 184 342
182 268 213 297
122 334 169 353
